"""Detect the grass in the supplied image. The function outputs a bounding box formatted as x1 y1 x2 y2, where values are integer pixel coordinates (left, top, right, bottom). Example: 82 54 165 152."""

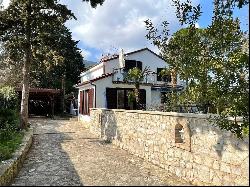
0 131 24 162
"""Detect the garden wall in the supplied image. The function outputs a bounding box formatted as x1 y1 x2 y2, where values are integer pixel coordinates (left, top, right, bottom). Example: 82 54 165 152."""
82 108 249 186
0 127 33 186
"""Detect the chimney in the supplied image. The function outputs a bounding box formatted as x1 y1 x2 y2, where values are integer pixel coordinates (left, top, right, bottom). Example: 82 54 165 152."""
119 48 125 68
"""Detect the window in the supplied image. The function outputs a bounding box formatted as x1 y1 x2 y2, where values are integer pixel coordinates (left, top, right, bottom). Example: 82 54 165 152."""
124 60 142 71
117 90 125 109
106 88 146 110
157 68 171 82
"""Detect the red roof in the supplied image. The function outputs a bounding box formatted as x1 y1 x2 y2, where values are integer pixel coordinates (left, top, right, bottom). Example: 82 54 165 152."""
76 73 113 87
83 48 165 73
101 47 165 62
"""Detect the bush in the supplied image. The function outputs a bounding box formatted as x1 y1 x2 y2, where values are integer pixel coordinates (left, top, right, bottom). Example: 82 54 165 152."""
0 86 19 131
0 131 23 161
0 86 18 109
0 86 22 161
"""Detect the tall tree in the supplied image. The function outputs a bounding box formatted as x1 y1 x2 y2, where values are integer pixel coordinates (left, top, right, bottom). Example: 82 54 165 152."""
145 0 249 138
0 0 75 129
0 0 105 129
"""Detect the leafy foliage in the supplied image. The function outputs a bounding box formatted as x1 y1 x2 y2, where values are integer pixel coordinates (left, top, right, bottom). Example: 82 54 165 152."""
0 0 88 128
145 0 249 138
0 131 23 161
82 0 105 8
0 86 20 148
124 67 150 109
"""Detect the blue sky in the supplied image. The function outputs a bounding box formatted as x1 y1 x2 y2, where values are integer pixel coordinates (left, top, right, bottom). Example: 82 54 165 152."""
61 0 248 62
2 0 249 62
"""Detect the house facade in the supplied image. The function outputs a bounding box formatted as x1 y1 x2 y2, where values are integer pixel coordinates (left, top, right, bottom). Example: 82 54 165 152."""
75 48 185 118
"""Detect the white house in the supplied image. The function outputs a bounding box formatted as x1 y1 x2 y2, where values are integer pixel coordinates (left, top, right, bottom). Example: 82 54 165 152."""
75 48 185 118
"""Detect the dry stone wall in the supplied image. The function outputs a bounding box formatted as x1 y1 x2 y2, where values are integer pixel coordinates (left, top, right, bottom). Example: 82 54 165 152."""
84 108 249 186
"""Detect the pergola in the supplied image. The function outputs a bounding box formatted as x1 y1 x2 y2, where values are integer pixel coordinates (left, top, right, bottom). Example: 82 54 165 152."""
15 88 62 118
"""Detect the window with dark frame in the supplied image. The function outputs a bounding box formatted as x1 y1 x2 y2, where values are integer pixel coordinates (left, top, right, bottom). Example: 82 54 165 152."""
157 68 172 82
124 60 142 71
117 90 125 109
106 88 146 110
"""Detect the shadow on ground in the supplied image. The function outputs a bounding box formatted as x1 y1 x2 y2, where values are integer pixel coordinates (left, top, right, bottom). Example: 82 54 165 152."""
11 117 84 186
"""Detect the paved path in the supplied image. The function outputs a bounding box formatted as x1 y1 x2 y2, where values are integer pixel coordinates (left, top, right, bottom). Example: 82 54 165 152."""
12 118 191 186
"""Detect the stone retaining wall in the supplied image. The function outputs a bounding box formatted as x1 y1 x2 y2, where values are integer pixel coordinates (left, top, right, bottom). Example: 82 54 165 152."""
84 108 249 186
0 127 33 186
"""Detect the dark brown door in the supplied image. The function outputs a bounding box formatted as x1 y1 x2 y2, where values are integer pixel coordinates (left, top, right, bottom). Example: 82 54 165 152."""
88 88 94 115
79 91 83 114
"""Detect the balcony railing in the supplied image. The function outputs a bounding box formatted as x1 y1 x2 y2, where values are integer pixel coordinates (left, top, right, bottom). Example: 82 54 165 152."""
112 68 182 88
112 67 167 85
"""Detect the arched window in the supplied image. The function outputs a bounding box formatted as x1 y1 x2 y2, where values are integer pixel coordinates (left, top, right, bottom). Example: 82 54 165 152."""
175 124 184 143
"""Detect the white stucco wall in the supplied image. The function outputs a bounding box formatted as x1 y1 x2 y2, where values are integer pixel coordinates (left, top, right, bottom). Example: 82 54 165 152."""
77 84 96 116
77 49 186 113
80 64 104 82
79 49 185 86
104 49 170 85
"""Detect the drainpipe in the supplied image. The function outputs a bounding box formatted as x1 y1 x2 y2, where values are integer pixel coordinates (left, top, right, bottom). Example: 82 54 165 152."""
90 81 96 108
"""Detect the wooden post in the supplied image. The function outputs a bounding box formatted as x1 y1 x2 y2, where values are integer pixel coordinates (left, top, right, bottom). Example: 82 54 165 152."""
51 95 55 119
61 75 65 113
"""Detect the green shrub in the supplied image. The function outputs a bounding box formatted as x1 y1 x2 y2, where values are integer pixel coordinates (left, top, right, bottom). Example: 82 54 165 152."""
0 86 18 109
0 131 23 161
0 86 19 131
0 86 23 162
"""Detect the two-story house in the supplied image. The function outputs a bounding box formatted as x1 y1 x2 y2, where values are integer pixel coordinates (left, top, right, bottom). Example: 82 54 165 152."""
75 48 185 118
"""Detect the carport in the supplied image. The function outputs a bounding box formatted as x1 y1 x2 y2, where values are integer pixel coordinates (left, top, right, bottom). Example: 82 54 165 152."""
15 88 62 118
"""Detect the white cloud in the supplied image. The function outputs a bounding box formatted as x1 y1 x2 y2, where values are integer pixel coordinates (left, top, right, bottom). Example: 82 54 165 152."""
81 49 91 59
195 23 200 28
3 0 200 60
60 0 200 57
1 0 10 9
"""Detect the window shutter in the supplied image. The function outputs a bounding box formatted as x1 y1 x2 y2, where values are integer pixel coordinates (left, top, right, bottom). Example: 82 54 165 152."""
125 60 136 71
79 91 83 114
106 88 117 109
139 89 146 109
136 61 142 70
88 88 94 114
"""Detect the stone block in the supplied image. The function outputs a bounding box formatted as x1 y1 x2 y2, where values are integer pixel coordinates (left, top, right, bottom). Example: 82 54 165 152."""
180 160 186 168
212 160 220 170
175 168 182 177
194 154 202 164
234 176 249 186
198 170 210 183
220 162 231 173
186 162 193 169
212 174 222 186
230 165 242 175
203 157 214 167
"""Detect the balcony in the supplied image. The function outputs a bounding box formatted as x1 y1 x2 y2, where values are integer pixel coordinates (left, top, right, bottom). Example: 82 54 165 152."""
112 67 186 92
112 67 156 85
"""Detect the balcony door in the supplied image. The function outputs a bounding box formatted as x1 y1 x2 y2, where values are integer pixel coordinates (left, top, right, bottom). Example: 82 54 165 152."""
106 88 146 110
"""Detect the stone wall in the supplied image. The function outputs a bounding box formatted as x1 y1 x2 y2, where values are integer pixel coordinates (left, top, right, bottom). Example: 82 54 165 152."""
84 108 249 186
0 127 33 186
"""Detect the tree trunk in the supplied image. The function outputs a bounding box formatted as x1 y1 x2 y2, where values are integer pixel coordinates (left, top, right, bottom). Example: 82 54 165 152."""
135 83 140 109
171 68 177 87
20 0 32 129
